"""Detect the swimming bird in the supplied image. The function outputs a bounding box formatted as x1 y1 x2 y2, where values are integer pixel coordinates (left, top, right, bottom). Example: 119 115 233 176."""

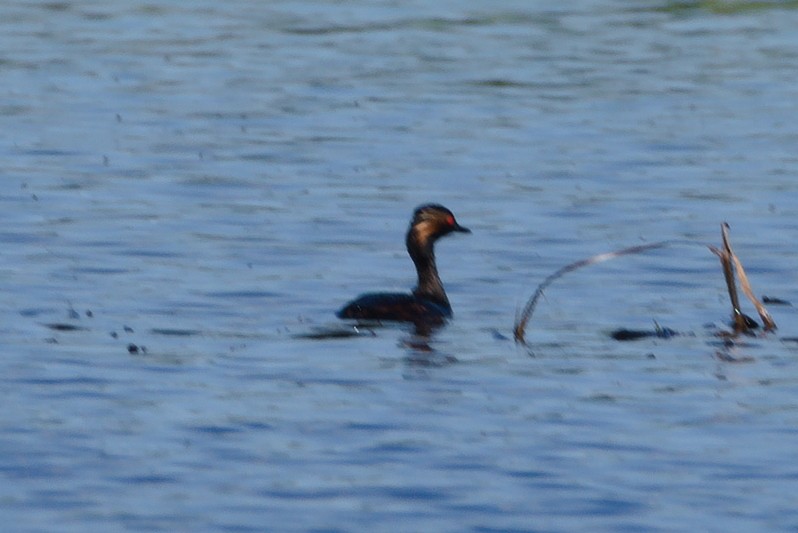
337 204 470 326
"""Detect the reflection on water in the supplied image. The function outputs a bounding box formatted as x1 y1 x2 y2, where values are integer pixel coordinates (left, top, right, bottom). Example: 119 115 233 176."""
2 0 798 531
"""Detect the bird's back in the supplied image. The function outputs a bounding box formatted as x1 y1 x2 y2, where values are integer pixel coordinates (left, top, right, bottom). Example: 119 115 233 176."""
336 292 452 325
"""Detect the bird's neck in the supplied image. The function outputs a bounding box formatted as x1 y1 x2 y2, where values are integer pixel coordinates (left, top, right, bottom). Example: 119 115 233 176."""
407 230 450 308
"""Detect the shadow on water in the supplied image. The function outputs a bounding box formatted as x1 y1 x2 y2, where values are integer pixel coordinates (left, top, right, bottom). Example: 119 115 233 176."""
296 320 458 367
296 324 378 340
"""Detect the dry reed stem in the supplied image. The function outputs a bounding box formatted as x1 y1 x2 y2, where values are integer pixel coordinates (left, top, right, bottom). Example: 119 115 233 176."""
708 228 747 332
708 222 776 333
722 223 776 331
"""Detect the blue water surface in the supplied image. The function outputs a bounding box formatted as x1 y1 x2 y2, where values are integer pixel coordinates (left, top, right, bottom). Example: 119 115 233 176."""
2 1 798 531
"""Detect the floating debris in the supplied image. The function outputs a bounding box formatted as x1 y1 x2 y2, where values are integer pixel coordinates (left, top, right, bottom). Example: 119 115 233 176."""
43 323 87 332
514 223 781 347
708 222 776 333
149 328 202 337
513 241 672 344
762 296 791 306
610 326 678 342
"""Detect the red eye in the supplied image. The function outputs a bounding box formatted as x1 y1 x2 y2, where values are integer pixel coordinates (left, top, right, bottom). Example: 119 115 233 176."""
446 215 454 226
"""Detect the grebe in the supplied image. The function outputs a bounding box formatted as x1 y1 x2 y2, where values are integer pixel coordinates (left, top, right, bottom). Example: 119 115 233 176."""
337 204 470 325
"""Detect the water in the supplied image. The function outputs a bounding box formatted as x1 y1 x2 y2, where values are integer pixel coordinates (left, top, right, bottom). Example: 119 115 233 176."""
2 1 798 531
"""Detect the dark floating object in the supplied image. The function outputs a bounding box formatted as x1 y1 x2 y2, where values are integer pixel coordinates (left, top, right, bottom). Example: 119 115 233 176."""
127 343 146 354
610 329 650 341
762 296 791 306
44 323 87 332
733 313 759 331
337 204 470 326
150 328 202 337
611 327 678 341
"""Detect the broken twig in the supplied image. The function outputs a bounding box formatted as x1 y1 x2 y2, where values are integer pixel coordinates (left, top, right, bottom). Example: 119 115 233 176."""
708 222 776 332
